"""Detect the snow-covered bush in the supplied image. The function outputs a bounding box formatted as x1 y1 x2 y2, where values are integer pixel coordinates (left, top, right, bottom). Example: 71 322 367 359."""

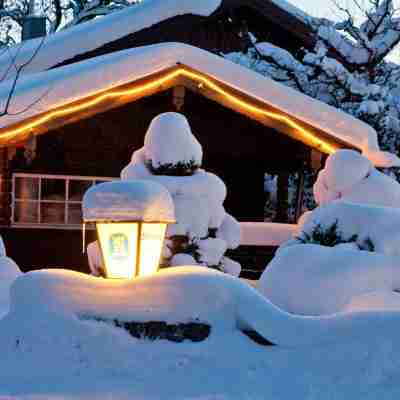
295 220 374 251
284 202 400 258
121 112 241 277
314 150 400 208
259 244 400 316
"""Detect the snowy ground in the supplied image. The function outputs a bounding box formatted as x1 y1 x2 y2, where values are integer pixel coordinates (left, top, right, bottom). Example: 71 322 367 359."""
4 333 400 400
2 267 400 399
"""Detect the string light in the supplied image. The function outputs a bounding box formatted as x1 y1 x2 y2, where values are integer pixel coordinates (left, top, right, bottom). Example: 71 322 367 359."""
0 66 338 154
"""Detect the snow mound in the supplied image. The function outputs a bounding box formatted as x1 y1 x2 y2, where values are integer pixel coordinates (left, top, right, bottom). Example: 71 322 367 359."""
294 202 400 257
82 180 175 222
144 112 203 169
259 244 400 316
0 257 22 318
323 150 373 193
8 268 236 330
6 266 400 348
314 150 400 207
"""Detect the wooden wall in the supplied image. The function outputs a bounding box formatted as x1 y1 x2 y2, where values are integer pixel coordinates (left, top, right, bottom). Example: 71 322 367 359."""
30 88 309 222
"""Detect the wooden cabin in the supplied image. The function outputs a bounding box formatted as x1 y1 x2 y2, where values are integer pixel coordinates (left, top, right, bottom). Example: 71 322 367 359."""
0 1 379 275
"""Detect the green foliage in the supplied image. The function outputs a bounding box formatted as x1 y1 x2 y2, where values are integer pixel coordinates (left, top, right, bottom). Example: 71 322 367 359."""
296 220 375 251
161 231 224 272
146 159 199 176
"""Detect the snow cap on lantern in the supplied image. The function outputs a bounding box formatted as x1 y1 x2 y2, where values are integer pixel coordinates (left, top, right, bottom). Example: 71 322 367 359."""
82 180 175 223
144 112 203 169
82 180 175 279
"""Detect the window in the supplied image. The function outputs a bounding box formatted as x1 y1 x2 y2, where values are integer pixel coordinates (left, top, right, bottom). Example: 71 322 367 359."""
11 173 117 228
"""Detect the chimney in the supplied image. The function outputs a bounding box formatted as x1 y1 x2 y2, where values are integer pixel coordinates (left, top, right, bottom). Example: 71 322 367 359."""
22 16 46 41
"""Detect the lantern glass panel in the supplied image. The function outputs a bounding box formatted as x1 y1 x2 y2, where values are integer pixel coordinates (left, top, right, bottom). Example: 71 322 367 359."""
97 222 139 279
139 223 167 277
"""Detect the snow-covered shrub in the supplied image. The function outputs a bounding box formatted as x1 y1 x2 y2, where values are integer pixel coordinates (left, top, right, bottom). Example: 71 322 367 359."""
121 112 241 277
283 202 400 258
259 244 400 316
143 112 202 176
314 150 400 208
295 220 375 251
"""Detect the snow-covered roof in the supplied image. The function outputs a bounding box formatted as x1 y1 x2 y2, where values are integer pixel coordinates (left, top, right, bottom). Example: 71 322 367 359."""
0 0 315 82
0 0 222 80
0 42 394 166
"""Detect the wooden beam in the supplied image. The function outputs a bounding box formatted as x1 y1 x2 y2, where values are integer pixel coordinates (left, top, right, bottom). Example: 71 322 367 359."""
172 85 186 111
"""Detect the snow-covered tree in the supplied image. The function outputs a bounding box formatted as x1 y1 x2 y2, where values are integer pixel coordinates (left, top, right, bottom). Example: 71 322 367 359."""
313 149 400 208
121 112 242 277
225 0 400 218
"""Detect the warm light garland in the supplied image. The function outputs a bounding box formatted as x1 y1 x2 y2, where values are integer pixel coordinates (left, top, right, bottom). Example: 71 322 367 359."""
0 66 338 154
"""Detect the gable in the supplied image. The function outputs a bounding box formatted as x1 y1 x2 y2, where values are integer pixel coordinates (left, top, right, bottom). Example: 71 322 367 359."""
0 43 379 161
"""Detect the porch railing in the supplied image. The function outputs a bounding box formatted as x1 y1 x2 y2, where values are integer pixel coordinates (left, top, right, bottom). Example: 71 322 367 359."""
11 173 117 228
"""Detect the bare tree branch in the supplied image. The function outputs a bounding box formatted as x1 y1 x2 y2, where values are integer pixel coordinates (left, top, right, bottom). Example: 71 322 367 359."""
0 36 46 118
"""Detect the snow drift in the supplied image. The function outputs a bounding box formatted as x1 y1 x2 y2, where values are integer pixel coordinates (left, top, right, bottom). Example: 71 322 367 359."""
259 244 400 316
5 267 400 348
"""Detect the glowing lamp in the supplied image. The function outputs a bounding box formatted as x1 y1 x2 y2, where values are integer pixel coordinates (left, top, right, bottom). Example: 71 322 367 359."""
82 180 175 279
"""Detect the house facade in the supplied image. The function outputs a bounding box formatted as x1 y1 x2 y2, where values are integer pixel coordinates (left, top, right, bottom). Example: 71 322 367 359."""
0 1 383 274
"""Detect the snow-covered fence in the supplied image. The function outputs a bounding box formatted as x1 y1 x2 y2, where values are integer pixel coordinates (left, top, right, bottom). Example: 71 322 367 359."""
236 222 296 279
240 222 297 247
11 173 117 227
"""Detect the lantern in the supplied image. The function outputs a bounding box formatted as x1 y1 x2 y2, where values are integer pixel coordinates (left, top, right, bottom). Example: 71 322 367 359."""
82 180 175 279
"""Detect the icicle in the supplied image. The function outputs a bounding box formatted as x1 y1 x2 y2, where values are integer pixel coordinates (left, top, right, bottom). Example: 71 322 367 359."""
82 222 86 254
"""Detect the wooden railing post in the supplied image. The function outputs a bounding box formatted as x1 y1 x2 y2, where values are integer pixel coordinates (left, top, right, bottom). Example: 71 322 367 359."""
0 148 11 225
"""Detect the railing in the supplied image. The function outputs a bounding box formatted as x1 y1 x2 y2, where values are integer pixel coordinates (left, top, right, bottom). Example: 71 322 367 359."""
11 173 117 228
